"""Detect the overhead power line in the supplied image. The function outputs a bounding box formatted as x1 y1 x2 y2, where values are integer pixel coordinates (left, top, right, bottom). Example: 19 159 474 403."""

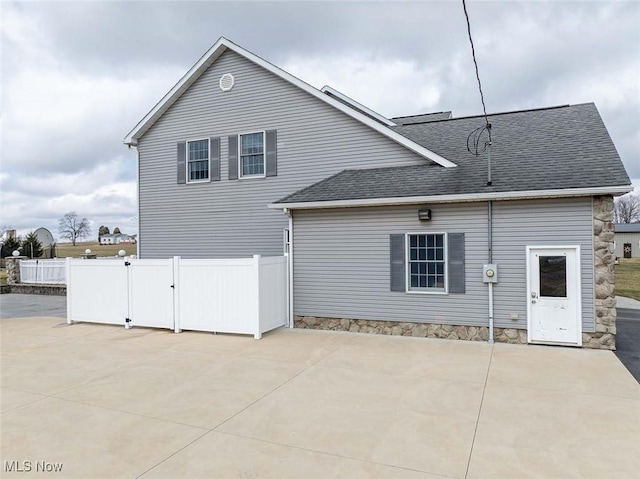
462 0 491 144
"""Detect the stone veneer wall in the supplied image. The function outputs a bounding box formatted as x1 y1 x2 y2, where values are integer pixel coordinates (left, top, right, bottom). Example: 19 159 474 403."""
295 316 528 344
5 257 26 284
7 284 67 296
583 195 616 350
295 196 617 350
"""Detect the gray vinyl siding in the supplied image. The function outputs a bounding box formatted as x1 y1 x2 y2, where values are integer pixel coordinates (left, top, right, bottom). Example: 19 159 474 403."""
293 198 595 331
137 50 426 259
614 232 640 258
293 203 489 328
491 198 594 331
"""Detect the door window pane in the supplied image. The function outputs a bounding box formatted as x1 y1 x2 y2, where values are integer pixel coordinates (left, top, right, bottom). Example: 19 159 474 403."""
539 256 567 297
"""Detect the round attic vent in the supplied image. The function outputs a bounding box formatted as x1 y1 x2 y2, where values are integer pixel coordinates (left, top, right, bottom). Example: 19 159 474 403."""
219 73 235 92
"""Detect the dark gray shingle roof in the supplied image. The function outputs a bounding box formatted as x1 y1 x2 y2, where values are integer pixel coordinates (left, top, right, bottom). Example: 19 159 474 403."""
614 223 640 233
276 103 630 205
392 112 453 124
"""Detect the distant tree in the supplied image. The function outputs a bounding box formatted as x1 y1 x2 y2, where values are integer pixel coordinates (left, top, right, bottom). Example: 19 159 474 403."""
113 227 121 234
58 211 91 246
98 225 110 238
614 193 640 223
20 232 43 258
1 236 21 258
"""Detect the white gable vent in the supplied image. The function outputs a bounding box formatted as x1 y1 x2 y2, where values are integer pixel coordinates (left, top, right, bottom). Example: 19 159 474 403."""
219 73 235 92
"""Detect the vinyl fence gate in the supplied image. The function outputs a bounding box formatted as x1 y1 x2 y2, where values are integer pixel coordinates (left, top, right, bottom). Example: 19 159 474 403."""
66 255 288 338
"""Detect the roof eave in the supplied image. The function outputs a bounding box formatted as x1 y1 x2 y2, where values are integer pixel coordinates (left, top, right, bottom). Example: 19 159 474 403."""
269 185 633 210
122 38 456 168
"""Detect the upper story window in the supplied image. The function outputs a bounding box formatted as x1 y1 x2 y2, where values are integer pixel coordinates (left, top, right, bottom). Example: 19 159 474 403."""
240 132 265 177
408 233 446 292
188 139 209 182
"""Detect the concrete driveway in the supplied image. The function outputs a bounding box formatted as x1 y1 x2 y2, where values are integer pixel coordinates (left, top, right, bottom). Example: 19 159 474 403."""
2 312 639 478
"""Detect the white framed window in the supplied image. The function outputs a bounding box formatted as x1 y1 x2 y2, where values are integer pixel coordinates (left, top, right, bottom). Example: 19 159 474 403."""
187 139 209 182
239 131 265 178
406 232 448 293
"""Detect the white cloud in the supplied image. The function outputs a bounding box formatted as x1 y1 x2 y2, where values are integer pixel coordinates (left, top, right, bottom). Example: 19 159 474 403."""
1 3 183 239
284 55 442 118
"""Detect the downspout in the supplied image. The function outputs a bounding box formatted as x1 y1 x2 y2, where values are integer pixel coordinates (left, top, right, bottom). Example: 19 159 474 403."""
487 140 495 344
285 208 294 328
488 200 494 344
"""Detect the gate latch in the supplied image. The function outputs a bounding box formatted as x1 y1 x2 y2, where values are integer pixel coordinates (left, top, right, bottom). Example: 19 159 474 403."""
124 261 131 266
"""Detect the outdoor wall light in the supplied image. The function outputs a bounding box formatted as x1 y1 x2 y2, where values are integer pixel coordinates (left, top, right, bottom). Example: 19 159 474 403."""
418 208 432 221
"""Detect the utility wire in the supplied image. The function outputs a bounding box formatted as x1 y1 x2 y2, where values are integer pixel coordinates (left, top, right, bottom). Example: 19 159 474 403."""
462 0 491 144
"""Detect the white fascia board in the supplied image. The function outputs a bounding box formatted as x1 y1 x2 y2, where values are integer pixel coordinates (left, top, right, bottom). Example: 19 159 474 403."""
320 86 396 127
268 185 633 210
123 38 457 168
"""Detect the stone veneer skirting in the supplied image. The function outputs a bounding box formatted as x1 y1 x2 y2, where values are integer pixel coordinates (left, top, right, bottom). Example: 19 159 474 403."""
295 316 529 344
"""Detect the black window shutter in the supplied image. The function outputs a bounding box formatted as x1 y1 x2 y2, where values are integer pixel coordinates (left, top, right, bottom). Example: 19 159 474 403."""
448 233 465 293
265 130 277 177
390 234 406 292
228 135 238 180
177 142 186 184
210 137 220 181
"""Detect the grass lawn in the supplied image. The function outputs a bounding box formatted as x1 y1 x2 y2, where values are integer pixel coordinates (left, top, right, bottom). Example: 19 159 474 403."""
0 269 6 285
616 257 640 301
55 241 137 258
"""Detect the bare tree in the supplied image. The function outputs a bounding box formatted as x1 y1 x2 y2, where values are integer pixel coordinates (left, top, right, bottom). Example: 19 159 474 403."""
58 212 91 246
614 193 640 223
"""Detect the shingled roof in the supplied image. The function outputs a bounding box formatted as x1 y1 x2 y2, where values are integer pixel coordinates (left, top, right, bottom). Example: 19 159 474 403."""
614 223 640 233
392 112 453 125
273 103 631 207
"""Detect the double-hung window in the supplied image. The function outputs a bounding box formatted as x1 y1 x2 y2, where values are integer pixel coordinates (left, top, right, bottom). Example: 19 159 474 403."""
187 139 209 182
240 132 265 177
408 233 446 292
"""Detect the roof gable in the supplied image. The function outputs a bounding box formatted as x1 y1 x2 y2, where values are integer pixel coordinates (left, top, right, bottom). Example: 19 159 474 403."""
123 37 456 168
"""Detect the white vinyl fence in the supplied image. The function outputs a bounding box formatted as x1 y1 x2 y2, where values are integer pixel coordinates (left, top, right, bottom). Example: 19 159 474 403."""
20 259 67 284
66 255 288 339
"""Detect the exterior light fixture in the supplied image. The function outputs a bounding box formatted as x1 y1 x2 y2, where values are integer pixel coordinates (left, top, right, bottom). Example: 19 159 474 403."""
418 209 432 221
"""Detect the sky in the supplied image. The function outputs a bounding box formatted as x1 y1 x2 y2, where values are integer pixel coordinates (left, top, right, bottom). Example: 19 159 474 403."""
1 0 639 242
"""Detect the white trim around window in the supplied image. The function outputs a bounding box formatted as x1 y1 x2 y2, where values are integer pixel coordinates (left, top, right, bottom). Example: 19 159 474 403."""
405 232 449 294
238 130 266 179
186 138 210 183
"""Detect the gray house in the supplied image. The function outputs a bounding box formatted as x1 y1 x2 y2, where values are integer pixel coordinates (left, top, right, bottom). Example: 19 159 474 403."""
125 37 632 350
614 223 640 258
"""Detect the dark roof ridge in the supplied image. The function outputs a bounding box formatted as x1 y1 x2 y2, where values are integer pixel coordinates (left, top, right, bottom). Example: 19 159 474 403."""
391 111 451 120
393 103 586 127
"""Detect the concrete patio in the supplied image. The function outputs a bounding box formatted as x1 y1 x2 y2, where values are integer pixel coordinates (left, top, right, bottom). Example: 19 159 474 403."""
1 315 639 478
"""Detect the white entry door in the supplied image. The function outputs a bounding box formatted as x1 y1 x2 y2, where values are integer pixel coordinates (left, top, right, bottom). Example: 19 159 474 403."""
527 247 582 346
